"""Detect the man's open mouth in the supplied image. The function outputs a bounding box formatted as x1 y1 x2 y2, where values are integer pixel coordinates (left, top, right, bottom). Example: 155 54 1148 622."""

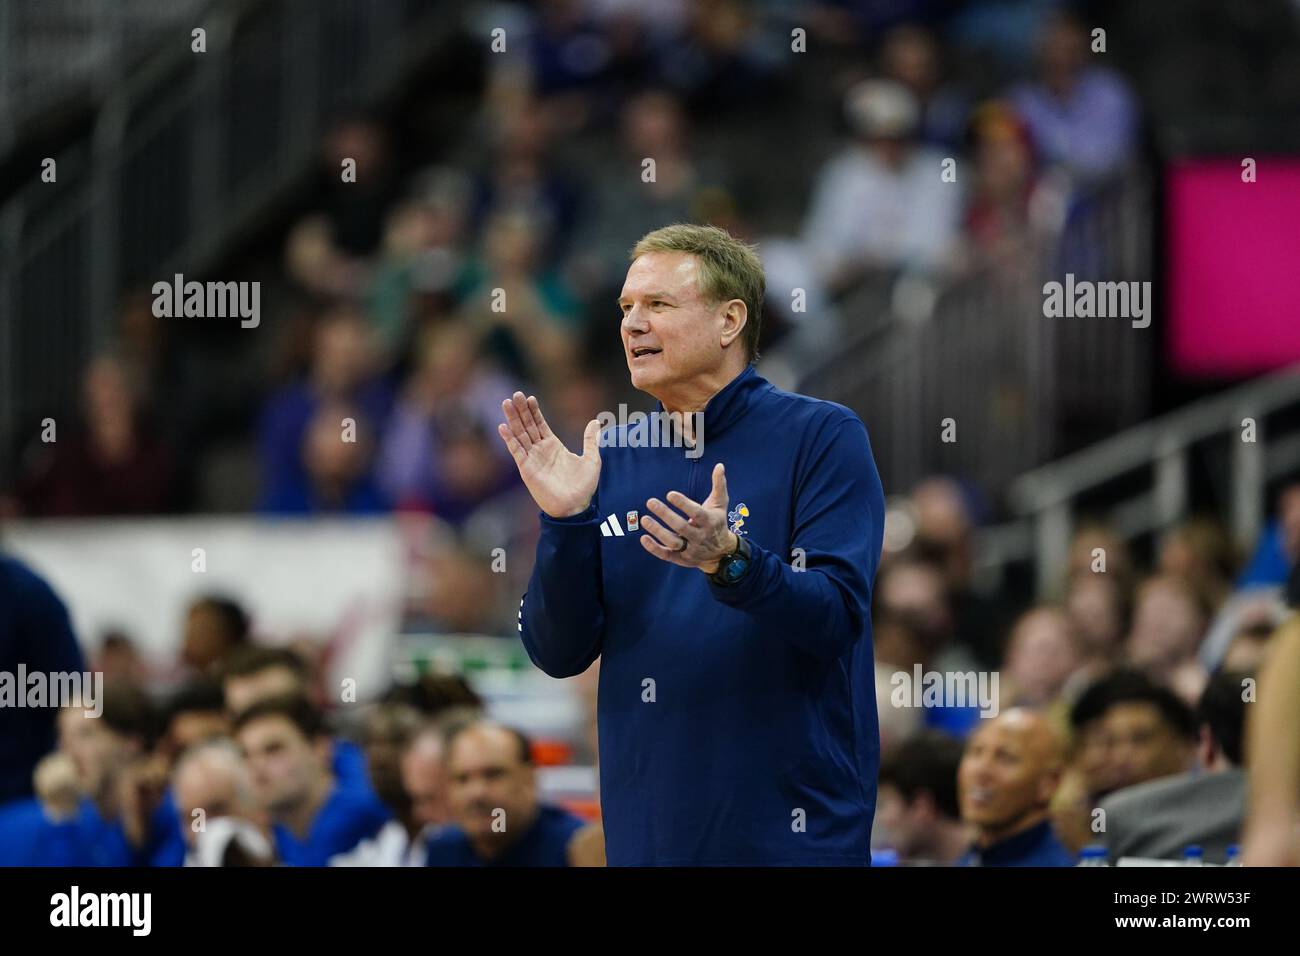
631 347 662 359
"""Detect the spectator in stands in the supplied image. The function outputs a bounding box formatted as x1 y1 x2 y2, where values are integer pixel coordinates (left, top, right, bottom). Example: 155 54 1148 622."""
258 306 393 510
286 113 402 300
401 724 453 841
1125 574 1211 704
335 718 451 866
878 23 969 150
143 679 234 866
1066 521 1134 581
1069 669 1197 803
220 647 370 792
15 355 175 517
262 399 388 515
377 322 514 509
1219 598 1287 672
909 477 1006 668
173 739 270 866
1003 606 1082 709
957 709 1074 866
366 168 473 361
158 680 231 768
0 552 85 805
0 688 155 866
1008 10 1139 185
655 0 778 117
456 208 583 385
91 630 148 688
358 703 422 829
875 731 968 865
467 104 583 267
568 90 728 296
1099 670 1250 863
962 99 1069 280
234 695 390 866
383 673 484 718
181 595 253 677
801 78 962 298
1158 518 1238 615
424 721 587 866
1063 571 1127 685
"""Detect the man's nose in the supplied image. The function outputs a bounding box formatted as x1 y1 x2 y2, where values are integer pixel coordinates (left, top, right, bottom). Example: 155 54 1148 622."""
622 307 649 333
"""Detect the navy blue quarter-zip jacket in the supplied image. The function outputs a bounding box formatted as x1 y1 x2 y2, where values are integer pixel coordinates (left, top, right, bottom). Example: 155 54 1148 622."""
520 365 885 866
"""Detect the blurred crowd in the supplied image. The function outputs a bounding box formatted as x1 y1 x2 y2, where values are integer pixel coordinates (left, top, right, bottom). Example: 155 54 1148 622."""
2 3 1144 524
2 478 1298 866
871 478 1300 866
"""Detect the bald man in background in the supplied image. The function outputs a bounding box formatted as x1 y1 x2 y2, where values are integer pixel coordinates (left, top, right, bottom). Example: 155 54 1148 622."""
424 722 587 867
958 709 1075 866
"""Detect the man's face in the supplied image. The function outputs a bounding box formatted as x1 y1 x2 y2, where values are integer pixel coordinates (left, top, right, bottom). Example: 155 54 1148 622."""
618 252 734 396
225 667 303 717
958 717 1057 836
58 708 137 799
1006 610 1079 705
445 727 537 842
182 606 233 673
166 711 232 763
402 741 449 830
873 783 922 855
236 715 324 817
1127 582 1203 669
364 711 414 808
1096 701 1192 794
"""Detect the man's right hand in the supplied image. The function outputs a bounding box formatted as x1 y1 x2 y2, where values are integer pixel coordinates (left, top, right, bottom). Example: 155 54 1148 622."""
497 392 601 519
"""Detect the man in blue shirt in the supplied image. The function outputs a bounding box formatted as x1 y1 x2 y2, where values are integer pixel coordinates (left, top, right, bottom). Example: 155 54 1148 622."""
957 709 1075 867
221 646 371 792
424 721 586 867
498 224 886 865
233 695 389 866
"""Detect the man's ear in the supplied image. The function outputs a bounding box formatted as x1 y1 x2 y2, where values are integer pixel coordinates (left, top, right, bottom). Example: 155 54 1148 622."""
719 299 747 349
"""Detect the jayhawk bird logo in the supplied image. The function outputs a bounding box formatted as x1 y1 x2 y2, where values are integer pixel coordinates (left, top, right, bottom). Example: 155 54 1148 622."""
727 502 750 535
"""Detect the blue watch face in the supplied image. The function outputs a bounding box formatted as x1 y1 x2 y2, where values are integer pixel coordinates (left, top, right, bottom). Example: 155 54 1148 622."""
723 555 749 581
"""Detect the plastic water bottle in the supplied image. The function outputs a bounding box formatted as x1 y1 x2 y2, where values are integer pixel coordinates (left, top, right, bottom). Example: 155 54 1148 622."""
1078 845 1109 866
1225 844 1242 866
1182 845 1204 866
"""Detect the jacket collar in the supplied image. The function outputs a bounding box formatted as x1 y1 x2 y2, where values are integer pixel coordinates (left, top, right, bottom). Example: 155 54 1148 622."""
653 364 765 445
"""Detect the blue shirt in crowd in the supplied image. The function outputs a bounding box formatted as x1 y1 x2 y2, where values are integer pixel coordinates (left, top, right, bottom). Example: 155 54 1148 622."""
959 819 1076 867
424 805 586 867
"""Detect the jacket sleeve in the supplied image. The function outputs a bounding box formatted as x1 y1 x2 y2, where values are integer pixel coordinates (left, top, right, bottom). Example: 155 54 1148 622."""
707 414 884 663
518 504 606 678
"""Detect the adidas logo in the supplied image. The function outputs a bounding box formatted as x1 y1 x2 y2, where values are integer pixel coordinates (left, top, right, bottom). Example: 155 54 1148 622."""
599 511 639 537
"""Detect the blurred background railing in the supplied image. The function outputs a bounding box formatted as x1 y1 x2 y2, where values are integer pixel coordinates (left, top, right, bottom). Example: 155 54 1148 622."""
0 0 452 489
803 169 1153 498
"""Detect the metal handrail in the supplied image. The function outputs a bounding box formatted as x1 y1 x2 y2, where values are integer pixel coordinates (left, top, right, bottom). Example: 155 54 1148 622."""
992 361 1300 596
1010 361 1300 510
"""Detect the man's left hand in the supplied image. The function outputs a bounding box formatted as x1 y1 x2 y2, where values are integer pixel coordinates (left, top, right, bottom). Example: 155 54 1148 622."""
640 463 737 575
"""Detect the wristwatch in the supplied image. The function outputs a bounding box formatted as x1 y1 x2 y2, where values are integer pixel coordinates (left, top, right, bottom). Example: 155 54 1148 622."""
709 534 753 587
